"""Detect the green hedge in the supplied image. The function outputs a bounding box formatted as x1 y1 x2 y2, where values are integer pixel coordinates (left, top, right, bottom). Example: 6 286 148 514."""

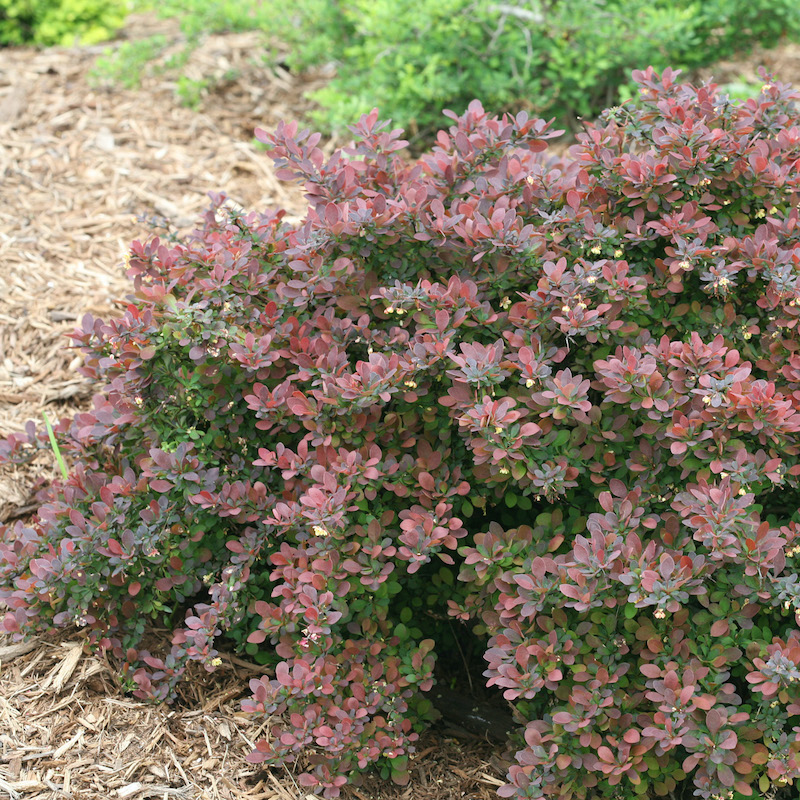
0 0 126 46
274 0 800 139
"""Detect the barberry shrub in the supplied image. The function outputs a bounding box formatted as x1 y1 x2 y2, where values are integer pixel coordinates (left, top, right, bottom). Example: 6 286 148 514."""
3 67 800 799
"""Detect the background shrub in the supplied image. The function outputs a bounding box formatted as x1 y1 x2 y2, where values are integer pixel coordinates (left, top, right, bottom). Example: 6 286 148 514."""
280 0 800 140
0 0 126 46
3 68 800 800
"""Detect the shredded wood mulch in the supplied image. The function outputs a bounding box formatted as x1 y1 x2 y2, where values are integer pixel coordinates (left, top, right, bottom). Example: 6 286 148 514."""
0 630 506 800
2 14 800 799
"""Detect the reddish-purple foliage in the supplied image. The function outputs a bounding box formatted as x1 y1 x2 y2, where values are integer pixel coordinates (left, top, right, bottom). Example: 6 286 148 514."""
3 67 800 798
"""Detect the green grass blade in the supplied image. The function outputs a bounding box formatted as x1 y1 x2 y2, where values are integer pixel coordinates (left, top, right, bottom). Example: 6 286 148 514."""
42 411 69 480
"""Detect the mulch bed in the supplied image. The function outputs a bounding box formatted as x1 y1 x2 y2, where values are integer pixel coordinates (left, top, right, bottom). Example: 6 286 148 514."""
2 15 800 799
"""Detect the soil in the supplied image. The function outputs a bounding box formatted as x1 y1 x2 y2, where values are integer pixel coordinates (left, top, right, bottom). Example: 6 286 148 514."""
2 14 800 800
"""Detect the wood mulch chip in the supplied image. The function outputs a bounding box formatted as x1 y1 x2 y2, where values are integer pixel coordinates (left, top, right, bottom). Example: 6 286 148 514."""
2 15 800 799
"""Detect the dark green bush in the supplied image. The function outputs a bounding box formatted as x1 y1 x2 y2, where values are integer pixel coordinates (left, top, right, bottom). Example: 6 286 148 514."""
5 68 800 799
0 0 126 46
276 0 800 140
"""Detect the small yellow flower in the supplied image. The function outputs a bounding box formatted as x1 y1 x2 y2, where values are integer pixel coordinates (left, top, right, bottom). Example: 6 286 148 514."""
654 608 666 619
577 301 587 310
738 488 747 496
586 275 597 285
385 306 394 314
525 378 535 388
702 395 712 405
404 380 418 389
395 308 406 315
500 296 511 310
494 426 503 435
613 249 623 258
755 209 766 219
590 245 602 255
561 305 570 314
312 525 329 537
769 206 778 214
742 332 752 340
211 657 222 667
498 467 510 475
679 259 692 270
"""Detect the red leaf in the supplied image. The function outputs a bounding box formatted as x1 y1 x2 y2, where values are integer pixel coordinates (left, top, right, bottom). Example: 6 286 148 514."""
418 472 435 492
107 538 124 556
597 746 615 763
710 619 729 637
